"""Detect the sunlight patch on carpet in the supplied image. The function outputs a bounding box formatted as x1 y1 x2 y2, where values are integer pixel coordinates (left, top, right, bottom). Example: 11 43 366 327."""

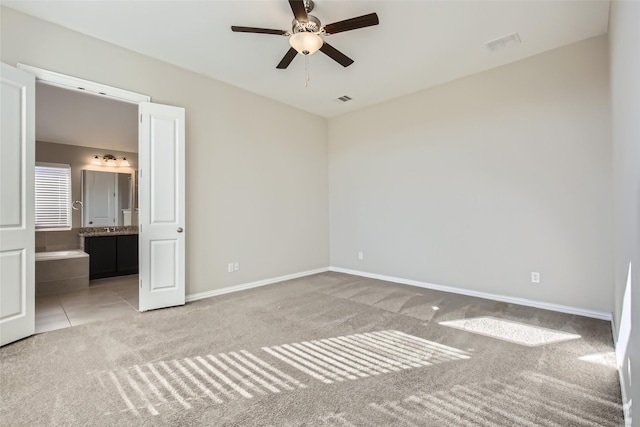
304 370 623 426
262 330 470 384
579 352 617 369
93 350 306 416
92 330 470 417
439 316 581 346
361 371 623 427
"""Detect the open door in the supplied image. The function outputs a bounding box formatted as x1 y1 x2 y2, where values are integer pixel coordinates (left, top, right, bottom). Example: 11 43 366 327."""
0 63 35 346
138 102 185 312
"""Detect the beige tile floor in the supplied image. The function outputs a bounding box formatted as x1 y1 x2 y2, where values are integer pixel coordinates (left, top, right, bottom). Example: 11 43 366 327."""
35 275 139 334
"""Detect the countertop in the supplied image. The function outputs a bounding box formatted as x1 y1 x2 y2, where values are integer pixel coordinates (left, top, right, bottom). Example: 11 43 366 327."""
78 226 138 237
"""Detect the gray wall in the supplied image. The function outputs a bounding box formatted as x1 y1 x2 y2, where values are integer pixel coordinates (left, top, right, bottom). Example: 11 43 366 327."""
329 36 613 313
2 7 330 295
609 0 640 422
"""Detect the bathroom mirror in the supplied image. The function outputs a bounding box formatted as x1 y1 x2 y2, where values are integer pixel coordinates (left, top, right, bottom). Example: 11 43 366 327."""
82 170 137 227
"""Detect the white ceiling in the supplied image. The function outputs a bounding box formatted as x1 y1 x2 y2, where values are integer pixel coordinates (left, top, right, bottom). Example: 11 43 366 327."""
7 1 610 118
36 82 138 152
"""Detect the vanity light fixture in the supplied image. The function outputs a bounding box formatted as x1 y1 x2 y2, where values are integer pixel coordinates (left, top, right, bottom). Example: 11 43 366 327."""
104 154 117 167
91 154 131 167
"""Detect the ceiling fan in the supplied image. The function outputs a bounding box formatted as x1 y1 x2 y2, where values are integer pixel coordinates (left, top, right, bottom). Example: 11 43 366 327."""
231 0 379 69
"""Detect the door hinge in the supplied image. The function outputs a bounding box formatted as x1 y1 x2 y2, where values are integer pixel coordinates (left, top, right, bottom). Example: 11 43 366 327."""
140 114 143 123
140 279 142 289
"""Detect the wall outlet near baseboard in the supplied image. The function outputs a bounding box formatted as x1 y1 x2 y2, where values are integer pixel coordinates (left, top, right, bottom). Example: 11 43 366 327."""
358 251 364 260
234 262 240 272
531 272 540 283
227 263 234 273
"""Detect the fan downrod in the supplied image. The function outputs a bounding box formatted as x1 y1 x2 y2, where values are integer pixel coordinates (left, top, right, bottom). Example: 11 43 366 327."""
304 0 314 13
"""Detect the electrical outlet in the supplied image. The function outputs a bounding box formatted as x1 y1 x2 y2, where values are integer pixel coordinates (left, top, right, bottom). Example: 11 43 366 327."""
227 263 234 273
358 251 364 260
234 262 240 272
531 272 540 283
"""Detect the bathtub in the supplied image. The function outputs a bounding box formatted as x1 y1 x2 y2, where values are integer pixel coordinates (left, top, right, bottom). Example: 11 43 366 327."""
35 250 88 261
35 250 89 296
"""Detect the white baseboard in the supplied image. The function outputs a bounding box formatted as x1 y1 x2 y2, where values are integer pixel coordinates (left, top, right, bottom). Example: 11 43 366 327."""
186 265 612 320
185 267 330 303
329 266 612 321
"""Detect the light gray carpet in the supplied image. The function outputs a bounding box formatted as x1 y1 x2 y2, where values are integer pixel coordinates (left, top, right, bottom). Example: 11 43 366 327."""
0 272 624 426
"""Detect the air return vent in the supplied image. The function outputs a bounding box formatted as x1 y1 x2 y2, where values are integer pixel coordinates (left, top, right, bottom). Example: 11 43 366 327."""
485 32 521 51
335 95 353 103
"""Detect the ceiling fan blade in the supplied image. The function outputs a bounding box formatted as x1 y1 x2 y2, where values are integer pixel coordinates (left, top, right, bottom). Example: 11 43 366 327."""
323 12 379 35
277 48 298 69
289 0 308 22
319 42 354 67
231 26 287 35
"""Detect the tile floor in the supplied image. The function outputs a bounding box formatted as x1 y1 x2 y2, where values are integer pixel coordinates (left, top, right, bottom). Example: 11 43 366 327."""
35 274 139 334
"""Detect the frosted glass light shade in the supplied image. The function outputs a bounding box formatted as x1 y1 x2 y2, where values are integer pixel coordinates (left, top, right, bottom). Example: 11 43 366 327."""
120 157 130 167
289 32 323 55
91 156 102 166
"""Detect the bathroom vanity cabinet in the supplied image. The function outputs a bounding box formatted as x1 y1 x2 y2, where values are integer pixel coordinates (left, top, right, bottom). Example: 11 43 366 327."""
84 234 138 279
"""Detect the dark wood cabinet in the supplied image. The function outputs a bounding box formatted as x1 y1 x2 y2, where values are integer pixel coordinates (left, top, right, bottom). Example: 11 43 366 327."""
116 234 138 276
85 234 138 279
85 236 117 279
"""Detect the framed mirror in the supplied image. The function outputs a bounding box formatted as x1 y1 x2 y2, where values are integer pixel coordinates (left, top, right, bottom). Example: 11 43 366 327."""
82 169 136 226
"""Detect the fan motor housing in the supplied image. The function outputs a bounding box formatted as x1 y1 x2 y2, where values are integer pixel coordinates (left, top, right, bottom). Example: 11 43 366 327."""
292 15 321 34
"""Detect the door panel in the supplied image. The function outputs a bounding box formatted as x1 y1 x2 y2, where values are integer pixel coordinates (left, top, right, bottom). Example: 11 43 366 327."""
0 251 25 319
150 116 178 223
138 102 185 312
0 80 23 227
149 240 177 290
85 236 117 279
0 63 35 346
116 234 139 274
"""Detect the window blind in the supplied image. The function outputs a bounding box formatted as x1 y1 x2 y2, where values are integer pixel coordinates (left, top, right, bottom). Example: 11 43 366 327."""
35 163 71 230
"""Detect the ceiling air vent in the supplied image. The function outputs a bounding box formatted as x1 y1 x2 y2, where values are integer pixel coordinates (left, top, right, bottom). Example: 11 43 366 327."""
335 95 353 103
485 32 521 52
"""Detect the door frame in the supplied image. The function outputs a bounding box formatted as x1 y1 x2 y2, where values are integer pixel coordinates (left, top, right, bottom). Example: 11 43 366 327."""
17 63 150 104
19 63 152 309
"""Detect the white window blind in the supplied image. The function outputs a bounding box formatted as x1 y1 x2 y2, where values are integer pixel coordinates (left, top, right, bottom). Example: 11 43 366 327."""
35 163 71 230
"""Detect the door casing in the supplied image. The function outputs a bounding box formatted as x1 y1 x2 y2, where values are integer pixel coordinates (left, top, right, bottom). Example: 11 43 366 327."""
10 64 186 336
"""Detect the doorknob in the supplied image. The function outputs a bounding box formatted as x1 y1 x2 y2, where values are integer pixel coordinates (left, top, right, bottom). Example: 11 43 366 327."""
177 227 184 233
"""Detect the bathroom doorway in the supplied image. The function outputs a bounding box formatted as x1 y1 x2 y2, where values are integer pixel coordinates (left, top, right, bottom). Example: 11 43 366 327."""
2 63 185 345
34 81 140 333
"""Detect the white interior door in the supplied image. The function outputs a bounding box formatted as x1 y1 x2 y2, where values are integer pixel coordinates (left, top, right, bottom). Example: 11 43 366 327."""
83 170 117 226
138 102 185 312
0 63 35 346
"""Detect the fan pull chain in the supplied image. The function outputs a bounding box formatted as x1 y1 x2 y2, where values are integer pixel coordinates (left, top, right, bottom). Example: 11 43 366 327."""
305 55 310 87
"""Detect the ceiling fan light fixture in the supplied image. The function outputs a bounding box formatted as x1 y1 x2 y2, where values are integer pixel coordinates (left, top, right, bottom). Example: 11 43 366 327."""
289 32 323 56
